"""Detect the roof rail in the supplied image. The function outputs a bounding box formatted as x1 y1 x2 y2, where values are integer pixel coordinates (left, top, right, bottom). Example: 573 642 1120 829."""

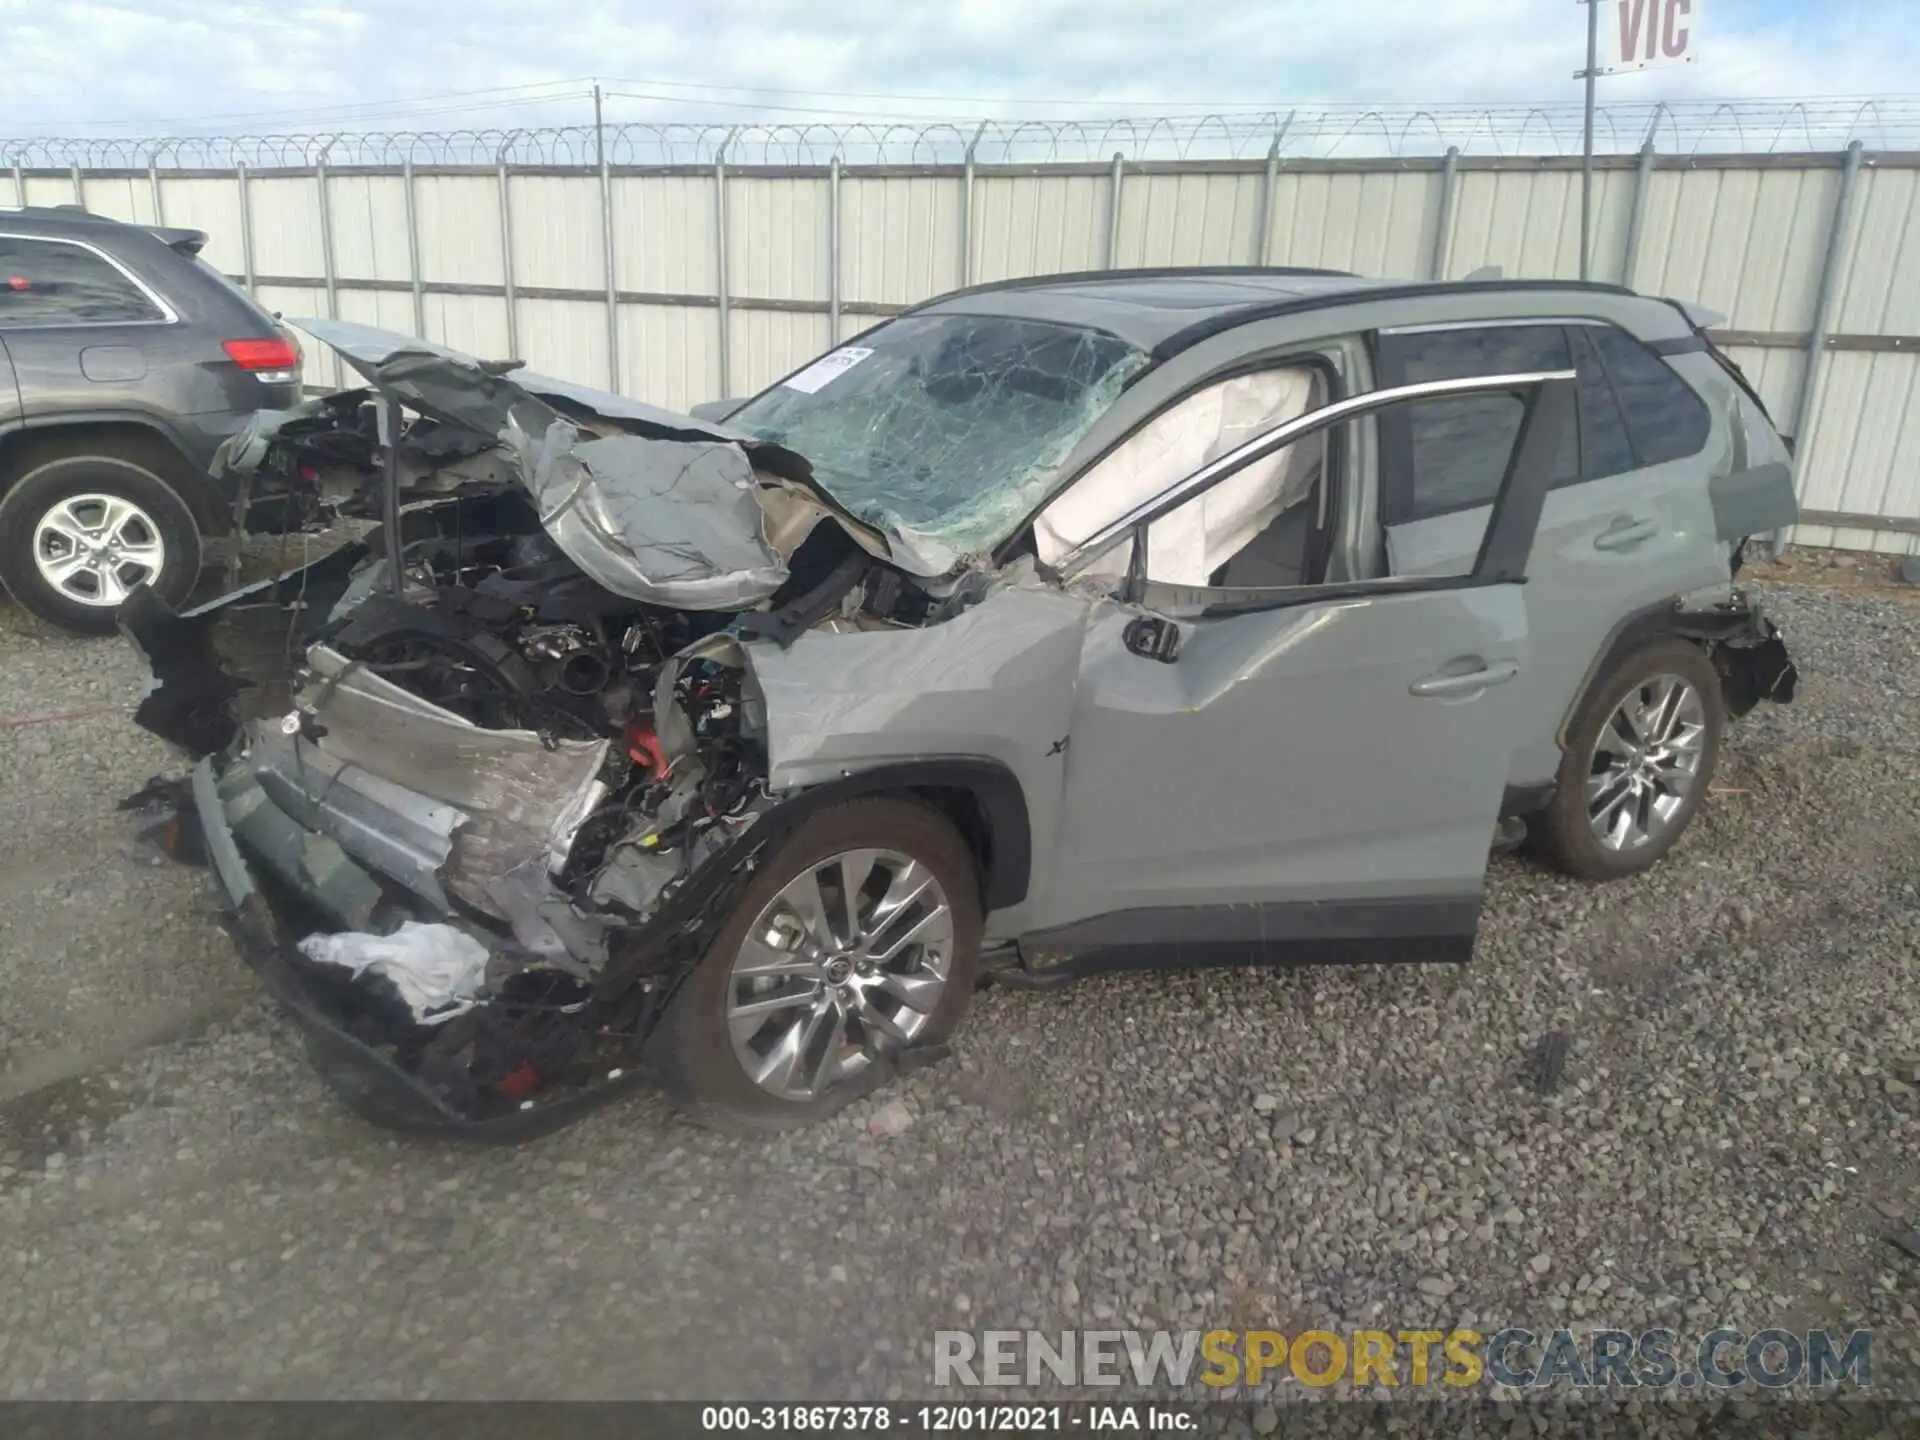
932 265 1360 305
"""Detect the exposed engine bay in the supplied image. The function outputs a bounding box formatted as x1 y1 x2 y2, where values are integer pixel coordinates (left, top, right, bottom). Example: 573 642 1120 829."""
120 321 1002 1136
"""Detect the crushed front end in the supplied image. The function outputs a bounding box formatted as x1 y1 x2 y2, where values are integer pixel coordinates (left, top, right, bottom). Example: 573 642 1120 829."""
119 322 956 1138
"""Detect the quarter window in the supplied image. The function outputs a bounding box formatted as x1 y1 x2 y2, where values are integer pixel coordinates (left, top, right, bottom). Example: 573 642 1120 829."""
0 236 164 327
1590 327 1711 466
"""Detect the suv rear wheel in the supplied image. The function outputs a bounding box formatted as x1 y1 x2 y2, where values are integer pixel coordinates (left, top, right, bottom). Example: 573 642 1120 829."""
0 444 202 634
1536 637 1726 881
652 798 981 1132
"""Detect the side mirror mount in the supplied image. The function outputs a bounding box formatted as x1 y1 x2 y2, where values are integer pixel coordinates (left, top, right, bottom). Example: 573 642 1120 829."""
1123 614 1182 664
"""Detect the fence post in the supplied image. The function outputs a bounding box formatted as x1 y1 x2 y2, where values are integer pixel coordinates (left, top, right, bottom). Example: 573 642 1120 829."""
827 154 842 345
1781 140 1867 555
70 162 84 208
960 122 986 286
1257 112 1294 265
236 162 257 296
1617 141 1657 289
1105 151 1126 270
147 154 166 225
715 129 736 398
1429 146 1461 281
594 84 621 391
497 140 520 359
402 157 426 337
11 161 23 208
315 144 339 320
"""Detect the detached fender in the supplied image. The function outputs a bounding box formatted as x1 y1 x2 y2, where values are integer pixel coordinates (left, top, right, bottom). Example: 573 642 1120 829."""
1558 590 1798 749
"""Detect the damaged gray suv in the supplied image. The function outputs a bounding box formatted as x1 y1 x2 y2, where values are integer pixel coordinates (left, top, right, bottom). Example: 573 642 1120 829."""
119 267 1799 1138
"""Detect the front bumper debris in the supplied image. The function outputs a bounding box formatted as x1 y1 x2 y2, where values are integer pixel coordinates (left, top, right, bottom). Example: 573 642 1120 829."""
187 758 652 1140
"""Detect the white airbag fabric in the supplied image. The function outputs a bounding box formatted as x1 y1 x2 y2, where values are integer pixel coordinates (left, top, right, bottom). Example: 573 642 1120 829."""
1035 367 1322 584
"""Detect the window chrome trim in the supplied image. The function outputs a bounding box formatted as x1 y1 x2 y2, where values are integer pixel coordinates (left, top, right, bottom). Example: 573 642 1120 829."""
1058 369 1577 580
1376 316 1611 336
0 230 179 329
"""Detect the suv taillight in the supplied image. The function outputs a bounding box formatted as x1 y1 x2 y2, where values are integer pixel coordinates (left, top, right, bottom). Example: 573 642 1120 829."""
222 337 300 382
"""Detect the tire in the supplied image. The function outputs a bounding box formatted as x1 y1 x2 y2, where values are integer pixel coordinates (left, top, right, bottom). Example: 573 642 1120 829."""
652 798 982 1132
1535 637 1726 881
0 447 203 635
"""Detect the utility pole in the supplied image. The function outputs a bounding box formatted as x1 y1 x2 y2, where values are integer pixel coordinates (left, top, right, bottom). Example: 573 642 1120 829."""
1579 0 1600 282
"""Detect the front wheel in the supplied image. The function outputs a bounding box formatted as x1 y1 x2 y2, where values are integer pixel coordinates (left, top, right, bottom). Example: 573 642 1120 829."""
0 451 202 634
652 798 981 1131
1535 637 1726 881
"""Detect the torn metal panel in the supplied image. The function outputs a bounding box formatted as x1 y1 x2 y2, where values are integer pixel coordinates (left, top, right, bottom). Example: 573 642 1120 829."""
483 856 610 972
512 418 790 609
244 731 466 911
296 646 609 912
214 759 382 931
290 317 746 444
210 392 345 479
515 368 751 444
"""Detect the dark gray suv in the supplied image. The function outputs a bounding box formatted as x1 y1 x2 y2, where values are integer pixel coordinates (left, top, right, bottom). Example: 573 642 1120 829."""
0 207 301 632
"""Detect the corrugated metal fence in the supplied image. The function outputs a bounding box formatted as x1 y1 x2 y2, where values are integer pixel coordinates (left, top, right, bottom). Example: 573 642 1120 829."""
10 143 1918 554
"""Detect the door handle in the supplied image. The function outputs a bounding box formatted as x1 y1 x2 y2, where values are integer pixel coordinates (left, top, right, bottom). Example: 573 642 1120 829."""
1410 661 1521 698
1593 514 1661 551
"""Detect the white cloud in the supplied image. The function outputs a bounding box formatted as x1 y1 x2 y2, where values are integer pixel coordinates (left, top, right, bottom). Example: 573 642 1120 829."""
0 0 1913 140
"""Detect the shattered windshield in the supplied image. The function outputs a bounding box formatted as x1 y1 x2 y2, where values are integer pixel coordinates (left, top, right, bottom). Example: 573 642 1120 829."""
728 314 1147 565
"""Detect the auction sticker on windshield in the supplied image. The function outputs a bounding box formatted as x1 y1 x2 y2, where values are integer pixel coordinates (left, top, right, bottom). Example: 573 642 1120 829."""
782 346 874 394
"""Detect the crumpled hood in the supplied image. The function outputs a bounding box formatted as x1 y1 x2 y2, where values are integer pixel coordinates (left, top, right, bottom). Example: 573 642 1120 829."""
257 318 899 610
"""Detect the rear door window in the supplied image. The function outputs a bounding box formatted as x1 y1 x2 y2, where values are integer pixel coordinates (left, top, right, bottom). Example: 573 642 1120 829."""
0 236 165 327
1375 325 1576 524
1589 327 1711 466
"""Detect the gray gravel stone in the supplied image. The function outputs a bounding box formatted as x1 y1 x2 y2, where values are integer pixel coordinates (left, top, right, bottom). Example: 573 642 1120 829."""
1 577 1917 1407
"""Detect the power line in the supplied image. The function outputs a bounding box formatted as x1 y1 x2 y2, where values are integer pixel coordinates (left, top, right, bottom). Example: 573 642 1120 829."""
0 79 598 133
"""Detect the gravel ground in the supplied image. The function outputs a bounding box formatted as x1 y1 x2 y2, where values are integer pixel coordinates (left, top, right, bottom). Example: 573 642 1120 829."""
0 573 1916 1430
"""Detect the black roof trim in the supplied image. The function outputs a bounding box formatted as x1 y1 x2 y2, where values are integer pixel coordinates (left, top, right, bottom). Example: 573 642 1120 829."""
1152 277 1644 359
912 264 1360 309
939 265 1362 303
0 205 209 255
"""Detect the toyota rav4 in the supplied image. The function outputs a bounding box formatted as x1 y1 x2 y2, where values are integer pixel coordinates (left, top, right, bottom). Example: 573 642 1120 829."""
117 268 1799 1138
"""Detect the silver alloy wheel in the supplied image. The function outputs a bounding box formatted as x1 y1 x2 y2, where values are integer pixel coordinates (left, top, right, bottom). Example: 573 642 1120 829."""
727 847 954 1103
1586 672 1708 852
31 492 167 608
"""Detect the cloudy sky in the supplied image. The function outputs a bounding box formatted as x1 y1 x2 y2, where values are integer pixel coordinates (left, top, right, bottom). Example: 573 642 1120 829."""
0 0 1913 138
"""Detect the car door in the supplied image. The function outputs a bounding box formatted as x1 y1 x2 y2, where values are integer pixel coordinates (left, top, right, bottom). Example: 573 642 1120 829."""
1373 321 1727 792
1021 367 1577 969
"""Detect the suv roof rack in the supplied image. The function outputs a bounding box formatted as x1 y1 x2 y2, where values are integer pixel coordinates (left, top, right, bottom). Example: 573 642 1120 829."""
935 264 1362 304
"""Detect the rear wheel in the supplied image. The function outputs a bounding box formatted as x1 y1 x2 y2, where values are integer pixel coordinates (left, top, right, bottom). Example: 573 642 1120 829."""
653 798 981 1131
0 449 202 634
1536 638 1725 881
